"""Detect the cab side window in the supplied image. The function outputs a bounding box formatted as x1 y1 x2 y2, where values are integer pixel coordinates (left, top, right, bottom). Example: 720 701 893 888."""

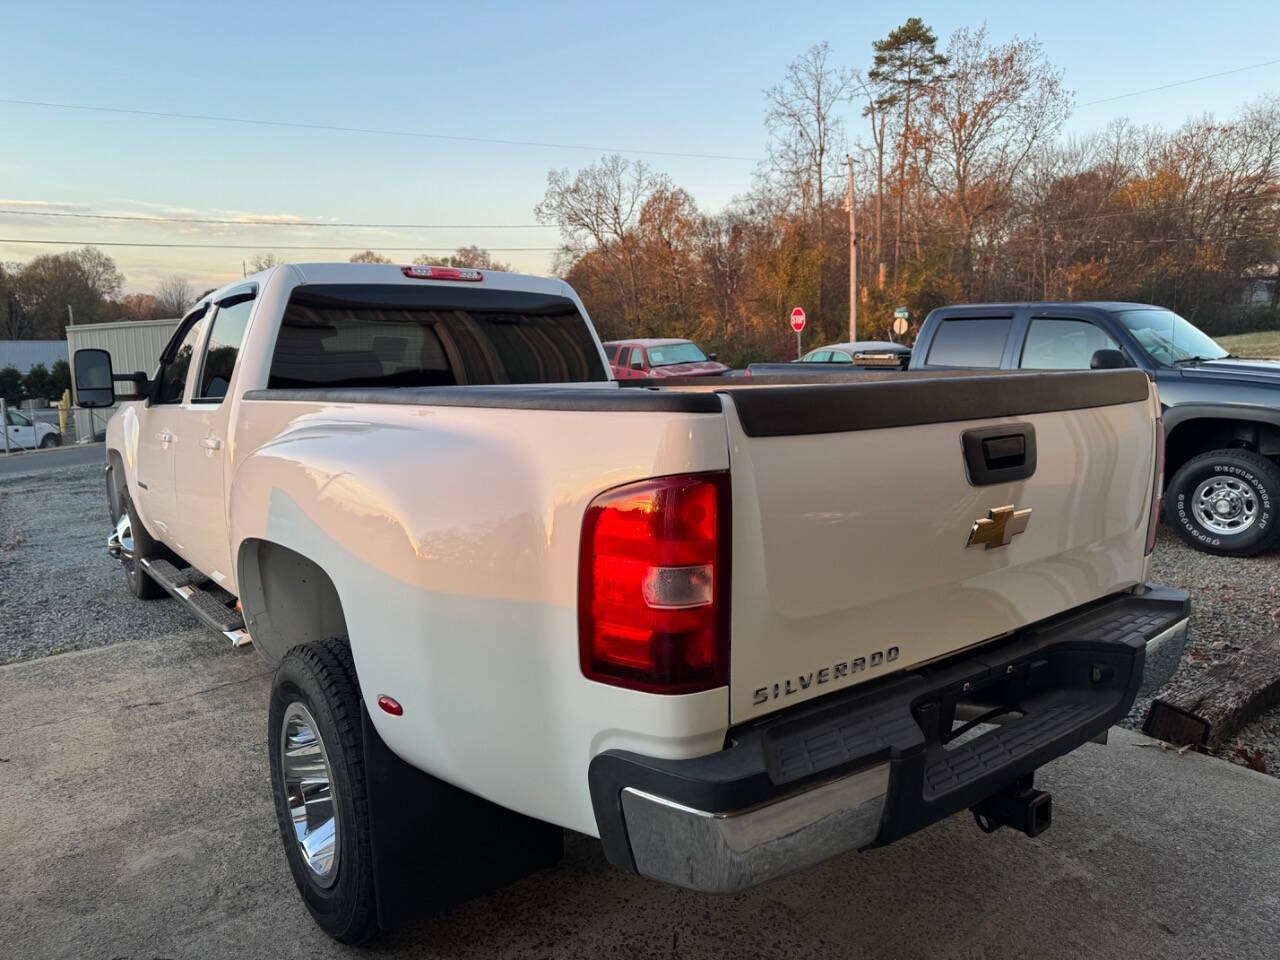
155 311 206 404
630 349 646 371
925 317 1012 368
196 294 255 401
1020 318 1120 370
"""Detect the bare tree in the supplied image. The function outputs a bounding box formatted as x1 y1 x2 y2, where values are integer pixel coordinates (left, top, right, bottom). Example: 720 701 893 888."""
414 245 513 272
349 250 391 263
154 276 195 317
247 252 282 273
763 42 853 321
924 27 1071 296
536 155 666 325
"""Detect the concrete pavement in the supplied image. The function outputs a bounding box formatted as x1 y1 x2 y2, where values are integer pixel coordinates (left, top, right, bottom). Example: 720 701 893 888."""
1 630 1278 960
0 442 104 476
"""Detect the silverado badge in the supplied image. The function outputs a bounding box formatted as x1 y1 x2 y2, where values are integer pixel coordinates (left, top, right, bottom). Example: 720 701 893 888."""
967 505 1032 549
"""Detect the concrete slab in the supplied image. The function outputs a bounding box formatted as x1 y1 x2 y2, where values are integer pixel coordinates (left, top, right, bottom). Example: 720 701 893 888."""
2 634 1278 960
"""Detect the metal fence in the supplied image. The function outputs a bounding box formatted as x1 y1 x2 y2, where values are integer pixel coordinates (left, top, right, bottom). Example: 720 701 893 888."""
0 399 84 455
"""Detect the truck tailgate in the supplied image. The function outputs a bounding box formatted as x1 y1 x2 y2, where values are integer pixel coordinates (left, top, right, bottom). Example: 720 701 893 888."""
719 370 1157 723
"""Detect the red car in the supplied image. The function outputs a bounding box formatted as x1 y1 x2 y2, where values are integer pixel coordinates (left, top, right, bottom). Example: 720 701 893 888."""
602 338 730 379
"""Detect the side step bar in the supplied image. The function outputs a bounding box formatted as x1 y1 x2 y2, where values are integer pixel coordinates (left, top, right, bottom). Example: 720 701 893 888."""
139 557 251 648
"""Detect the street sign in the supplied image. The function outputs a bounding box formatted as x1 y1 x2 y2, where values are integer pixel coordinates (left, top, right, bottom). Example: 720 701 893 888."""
790 307 806 333
892 306 909 337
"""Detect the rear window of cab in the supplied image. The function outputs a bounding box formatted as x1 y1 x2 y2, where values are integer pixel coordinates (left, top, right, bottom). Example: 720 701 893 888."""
268 284 607 388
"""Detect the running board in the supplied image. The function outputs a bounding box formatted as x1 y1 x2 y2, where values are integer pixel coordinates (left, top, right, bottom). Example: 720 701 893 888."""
139 557 252 648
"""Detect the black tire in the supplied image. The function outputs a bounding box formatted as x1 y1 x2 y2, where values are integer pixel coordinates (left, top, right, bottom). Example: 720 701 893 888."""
38 433 59 448
1165 449 1280 556
117 488 166 599
269 639 378 945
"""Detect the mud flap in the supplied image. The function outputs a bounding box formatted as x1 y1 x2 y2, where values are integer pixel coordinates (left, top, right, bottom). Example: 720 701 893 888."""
361 706 564 930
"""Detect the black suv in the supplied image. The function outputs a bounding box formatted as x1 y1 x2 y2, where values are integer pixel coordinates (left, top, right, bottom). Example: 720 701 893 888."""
910 302 1280 557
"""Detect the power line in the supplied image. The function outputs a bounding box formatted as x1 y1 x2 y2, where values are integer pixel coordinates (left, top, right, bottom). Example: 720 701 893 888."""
1077 58 1280 107
0 238 558 251
0 208 549 229
8 188 1275 237
0 96 761 162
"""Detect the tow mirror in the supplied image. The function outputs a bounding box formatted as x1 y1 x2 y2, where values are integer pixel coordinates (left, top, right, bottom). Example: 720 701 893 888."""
1090 348 1129 370
707 353 718 362
73 349 116 407
73 349 148 407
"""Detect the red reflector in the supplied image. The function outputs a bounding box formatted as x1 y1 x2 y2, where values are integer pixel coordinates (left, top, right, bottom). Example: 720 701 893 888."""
402 265 483 282
578 473 730 694
376 695 404 716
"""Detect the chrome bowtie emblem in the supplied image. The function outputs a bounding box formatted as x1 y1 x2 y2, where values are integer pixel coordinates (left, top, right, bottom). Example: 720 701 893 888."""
966 505 1032 549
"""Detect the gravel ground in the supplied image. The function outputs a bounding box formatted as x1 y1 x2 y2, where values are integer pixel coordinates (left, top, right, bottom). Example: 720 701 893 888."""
0 461 196 664
1122 525 1280 776
3 459 1276 775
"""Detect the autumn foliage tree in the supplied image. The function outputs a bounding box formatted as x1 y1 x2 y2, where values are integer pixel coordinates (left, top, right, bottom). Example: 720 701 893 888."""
539 23 1280 362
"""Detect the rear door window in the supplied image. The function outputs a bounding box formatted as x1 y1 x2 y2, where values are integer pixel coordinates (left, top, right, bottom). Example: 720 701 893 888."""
803 351 831 363
924 317 1013 368
1020 318 1120 370
268 285 607 388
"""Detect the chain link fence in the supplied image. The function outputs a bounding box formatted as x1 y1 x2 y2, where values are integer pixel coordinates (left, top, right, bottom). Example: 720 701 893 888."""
0 398 95 455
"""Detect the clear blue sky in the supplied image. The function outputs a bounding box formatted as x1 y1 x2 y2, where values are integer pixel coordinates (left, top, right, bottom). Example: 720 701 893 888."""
2 0 1278 293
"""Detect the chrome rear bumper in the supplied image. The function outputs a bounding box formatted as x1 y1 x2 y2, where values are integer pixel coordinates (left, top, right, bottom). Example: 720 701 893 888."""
621 764 889 893
1138 616 1189 698
591 585 1190 895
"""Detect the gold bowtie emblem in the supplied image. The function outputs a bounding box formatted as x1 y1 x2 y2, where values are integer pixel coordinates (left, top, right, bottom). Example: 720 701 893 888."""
967 505 1032 549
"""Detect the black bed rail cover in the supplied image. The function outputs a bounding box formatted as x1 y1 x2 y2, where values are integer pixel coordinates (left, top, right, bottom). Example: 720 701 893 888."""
716 369 1150 437
242 385 723 414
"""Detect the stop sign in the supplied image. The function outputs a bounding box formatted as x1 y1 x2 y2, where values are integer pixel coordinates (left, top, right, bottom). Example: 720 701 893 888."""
790 307 806 332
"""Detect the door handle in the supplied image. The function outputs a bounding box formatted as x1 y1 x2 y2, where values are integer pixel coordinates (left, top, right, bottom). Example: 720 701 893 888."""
200 436 223 451
156 431 173 444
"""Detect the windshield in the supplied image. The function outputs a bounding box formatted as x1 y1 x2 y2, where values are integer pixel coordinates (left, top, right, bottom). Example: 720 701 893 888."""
646 342 707 366
1115 309 1228 365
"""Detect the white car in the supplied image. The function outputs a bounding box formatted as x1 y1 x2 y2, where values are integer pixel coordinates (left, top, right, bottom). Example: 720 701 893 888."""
74 262 1189 945
2 407 62 449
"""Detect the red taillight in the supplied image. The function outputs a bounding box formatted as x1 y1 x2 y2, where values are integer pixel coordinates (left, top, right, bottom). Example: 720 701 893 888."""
1145 417 1165 555
402 265 483 282
579 473 730 694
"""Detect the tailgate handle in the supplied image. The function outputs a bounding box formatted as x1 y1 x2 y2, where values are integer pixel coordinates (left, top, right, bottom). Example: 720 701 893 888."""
963 423 1036 485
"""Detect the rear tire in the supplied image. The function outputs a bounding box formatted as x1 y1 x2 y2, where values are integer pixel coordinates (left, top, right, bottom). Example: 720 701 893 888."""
117 488 165 599
269 639 378 945
1165 449 1280 556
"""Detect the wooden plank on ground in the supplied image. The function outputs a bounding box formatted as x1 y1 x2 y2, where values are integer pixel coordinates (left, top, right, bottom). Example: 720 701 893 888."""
1144 628 1280 749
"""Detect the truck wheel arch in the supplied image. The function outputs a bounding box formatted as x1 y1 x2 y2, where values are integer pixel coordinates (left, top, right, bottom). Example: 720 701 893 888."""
237 539 350 666
1163 409 1280 482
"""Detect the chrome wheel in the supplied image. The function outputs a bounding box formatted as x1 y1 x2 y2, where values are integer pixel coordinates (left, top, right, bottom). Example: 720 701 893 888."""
1191 475 1259 536
108 512 133 561
280 702 341 886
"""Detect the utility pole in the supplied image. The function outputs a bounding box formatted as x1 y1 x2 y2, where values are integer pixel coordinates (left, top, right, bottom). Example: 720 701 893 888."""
66 304 74 327
845 155 857 344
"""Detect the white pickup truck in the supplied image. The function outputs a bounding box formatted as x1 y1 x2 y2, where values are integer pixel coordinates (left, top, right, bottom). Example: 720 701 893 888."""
74 263 1189 944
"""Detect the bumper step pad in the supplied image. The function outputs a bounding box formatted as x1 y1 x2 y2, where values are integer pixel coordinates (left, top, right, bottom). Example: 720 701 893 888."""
140 558 249 646
589 585 1190 880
